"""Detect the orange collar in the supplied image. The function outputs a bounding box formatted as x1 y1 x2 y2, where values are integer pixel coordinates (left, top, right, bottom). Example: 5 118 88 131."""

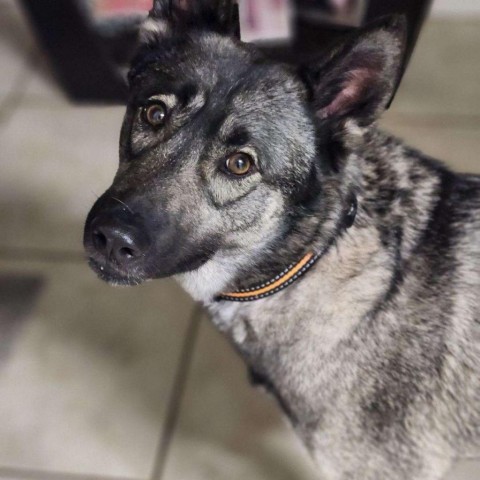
216 196 358 303
217 251 319 302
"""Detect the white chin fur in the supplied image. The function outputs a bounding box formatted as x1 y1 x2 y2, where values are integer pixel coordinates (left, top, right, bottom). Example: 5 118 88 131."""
175 255 241 303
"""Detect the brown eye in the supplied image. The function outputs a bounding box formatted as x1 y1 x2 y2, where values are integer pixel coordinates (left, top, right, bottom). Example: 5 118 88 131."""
225 152 254 176
143 102 167 127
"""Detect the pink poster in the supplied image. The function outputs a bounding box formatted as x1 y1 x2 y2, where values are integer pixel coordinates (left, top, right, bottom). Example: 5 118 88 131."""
240 0 292 42
94 0 152 15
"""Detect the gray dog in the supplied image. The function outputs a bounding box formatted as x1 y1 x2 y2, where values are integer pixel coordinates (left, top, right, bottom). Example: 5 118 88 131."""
84 1 480 478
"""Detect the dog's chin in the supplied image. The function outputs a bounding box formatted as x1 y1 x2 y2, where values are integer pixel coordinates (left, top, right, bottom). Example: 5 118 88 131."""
87 258 148 286
87 249 213 287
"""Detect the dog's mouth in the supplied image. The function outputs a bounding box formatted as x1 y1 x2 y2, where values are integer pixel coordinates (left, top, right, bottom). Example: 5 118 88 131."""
87 257 147 286
87 247 215 286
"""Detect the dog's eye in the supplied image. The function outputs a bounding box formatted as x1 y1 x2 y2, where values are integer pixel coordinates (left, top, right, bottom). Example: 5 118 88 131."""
143 102 167 127
225 153 254 176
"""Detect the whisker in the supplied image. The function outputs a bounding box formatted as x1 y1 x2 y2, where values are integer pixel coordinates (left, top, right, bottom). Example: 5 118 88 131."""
90 189 100 200
111 196 135 214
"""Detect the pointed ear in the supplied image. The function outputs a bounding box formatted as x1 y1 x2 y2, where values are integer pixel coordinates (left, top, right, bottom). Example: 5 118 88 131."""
301 16 407 126
141 0 240 44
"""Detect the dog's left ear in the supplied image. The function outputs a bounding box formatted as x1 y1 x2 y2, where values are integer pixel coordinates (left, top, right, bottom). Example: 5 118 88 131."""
301 16 407 127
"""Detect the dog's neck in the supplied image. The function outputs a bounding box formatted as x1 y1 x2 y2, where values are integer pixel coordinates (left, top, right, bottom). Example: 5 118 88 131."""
176 209 349 304
216 199 357 302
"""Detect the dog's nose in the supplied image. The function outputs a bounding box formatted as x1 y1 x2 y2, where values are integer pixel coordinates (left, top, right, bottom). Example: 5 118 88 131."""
88 215 151 268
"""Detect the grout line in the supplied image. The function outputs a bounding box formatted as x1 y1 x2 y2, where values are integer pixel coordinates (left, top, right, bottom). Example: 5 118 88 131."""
0 247 85 264
149 303 203 480
0 466 140 480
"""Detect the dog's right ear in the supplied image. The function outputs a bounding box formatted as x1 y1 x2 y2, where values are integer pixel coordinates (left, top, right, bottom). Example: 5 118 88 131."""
140 0 240 45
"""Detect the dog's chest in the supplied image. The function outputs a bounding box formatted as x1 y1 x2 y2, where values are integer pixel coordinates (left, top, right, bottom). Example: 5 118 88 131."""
207 229 399 437
209 267 391 415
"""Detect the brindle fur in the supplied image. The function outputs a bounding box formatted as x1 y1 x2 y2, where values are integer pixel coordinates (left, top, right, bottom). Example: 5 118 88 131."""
84 1 480 478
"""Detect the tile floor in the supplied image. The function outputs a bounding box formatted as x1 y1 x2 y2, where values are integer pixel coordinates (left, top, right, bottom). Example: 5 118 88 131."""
0 1 479 479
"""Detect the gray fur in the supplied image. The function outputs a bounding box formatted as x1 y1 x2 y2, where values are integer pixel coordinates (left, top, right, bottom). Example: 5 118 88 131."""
84 3 480 478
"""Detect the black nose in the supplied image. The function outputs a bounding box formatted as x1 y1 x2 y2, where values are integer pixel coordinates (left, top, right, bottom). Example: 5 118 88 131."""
88 214 151 268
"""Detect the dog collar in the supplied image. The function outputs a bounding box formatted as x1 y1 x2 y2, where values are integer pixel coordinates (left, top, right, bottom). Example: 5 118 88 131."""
217 252 320 302
216 196 357 303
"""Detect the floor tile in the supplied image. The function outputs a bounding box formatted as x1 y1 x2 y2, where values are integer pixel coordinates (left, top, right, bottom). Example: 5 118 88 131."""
380 114 480 175
444 459 480 480
163 316 319 480
391 19 480 117
0 259 194 478
0 0 35 97
0 104 124 251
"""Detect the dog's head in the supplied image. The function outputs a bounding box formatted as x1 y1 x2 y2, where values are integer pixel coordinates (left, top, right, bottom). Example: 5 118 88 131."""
84 0 405 298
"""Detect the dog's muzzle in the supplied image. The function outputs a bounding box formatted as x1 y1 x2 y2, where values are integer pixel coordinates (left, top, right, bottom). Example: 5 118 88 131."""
84 193 216 284
84 199 152 285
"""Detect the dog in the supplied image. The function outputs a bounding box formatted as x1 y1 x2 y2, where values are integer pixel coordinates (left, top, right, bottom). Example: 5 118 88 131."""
83 1 480 478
